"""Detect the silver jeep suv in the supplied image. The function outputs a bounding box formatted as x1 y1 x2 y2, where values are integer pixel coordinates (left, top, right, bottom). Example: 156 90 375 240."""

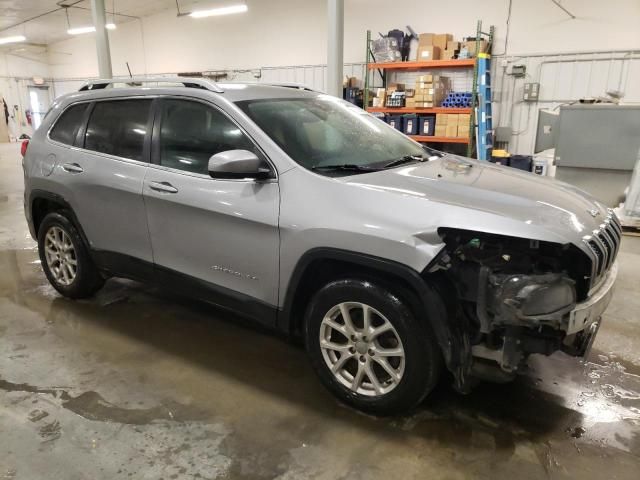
22 77 619 415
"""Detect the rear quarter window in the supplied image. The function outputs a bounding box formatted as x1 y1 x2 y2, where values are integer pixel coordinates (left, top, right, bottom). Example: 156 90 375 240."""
49 103 88 146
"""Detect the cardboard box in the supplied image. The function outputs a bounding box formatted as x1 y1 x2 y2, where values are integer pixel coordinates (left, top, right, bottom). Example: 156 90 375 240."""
405 97 416 108
433 34 453 52
442 50 457 60
458 113 471 125
435 125 447 137
447 113 460 125
386 83 405 92
445 124 458 137
415 87 435 95
418 33 435 46
446 40 460 51
416 45 440 61
457 125 470 138
405 88 415 98
416 73 440 83
463 39 488 57
436 113 448 126
344 76 358 88
416 102 434 108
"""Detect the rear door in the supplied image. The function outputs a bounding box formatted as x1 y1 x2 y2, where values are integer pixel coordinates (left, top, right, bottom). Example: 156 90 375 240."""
51 98 154 264
142 97 280 316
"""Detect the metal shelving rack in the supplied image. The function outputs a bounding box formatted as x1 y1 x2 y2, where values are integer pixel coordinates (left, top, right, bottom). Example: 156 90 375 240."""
364 21 494 157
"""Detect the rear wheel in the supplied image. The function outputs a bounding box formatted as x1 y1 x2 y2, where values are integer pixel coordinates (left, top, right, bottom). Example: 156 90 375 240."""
304 279 442 415
38 212 104 298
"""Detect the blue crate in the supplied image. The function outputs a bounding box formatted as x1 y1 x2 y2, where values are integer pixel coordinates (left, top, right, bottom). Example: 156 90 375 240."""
403 114 418 135
386 114 403 131
419 115 436 136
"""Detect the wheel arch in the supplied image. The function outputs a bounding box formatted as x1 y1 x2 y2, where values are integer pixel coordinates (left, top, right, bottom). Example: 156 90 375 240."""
278 248 469 385
29 190 89 247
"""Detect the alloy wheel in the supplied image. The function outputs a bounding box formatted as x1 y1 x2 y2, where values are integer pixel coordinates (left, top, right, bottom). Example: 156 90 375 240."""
44 226 77 286
319 301 405 397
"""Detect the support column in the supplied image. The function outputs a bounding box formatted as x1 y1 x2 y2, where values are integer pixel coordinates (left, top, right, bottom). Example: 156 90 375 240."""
327 0 344 97
90 0 113 78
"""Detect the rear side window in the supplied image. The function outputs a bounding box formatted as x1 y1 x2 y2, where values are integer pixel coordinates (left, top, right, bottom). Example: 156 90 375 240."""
49 104 88 146
84 99 152 161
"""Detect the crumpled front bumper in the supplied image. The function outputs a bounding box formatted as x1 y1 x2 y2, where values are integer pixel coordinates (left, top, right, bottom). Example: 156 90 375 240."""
472 262 617 374
562 262 618 357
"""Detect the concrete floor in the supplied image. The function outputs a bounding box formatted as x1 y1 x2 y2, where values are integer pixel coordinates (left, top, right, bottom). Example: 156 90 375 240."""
1 142 639 480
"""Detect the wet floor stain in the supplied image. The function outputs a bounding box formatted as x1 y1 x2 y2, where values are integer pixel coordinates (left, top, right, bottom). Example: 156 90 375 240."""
0 377 210 426
38 420 61 442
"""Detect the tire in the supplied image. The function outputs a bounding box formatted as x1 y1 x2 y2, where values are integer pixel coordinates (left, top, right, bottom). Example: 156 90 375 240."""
304 279 442 416
37 211 104 299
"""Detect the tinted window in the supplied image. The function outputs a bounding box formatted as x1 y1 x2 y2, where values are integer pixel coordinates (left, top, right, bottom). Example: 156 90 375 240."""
49 104 88 145
84 99 152 161
159 99 255 175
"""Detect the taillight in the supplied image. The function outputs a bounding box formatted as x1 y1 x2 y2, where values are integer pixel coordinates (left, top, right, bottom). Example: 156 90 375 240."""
20 139 29 157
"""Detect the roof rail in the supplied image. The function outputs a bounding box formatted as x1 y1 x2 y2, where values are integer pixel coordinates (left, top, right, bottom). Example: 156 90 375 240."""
219 81 319 92
262 82 319 92
78 76 224 93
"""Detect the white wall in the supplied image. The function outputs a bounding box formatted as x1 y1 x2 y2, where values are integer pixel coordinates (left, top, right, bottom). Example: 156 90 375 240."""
46 0 640 78
0 52 51 139
9 0 640 152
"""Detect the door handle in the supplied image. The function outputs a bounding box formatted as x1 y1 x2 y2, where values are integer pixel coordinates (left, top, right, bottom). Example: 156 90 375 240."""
149 181 178 194
62 162 84 173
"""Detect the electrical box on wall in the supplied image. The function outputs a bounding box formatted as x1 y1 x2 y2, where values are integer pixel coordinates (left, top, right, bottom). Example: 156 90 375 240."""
510 64 526 77
523 83 540 102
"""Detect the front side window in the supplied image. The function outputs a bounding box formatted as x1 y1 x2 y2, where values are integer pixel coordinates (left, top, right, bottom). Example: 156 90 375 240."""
236 95 437 175
49 103 88 146
158 99 255 175
84 99 152 161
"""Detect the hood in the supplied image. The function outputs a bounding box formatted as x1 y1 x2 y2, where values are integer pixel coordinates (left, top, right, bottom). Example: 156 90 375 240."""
340 155 609 246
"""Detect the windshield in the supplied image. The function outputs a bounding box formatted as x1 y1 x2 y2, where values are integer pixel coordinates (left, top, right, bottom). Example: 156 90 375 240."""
236 95 440 173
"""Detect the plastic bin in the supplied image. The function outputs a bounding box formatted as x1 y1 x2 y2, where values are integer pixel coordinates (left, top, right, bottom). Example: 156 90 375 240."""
419 115 436 136
386 115 403 131
403 114 418 135
509 155 533 172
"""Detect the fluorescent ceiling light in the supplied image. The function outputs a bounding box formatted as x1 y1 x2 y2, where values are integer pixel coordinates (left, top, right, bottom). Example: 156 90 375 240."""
68 26 95 35
189 4 248 18
68 24 116 35
0 35 26 45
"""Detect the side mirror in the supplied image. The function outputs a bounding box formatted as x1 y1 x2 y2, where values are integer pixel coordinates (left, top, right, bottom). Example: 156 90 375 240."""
208 150 273 180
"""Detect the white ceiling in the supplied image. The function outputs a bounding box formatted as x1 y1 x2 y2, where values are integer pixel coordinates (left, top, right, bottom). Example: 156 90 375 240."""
0 0 178 46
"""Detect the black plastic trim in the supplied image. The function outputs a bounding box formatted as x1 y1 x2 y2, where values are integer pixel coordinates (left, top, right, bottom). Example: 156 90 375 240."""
91 250 277 327
28 190 90 246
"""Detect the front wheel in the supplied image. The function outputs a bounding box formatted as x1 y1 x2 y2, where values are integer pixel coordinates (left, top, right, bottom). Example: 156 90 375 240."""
304 279 442 415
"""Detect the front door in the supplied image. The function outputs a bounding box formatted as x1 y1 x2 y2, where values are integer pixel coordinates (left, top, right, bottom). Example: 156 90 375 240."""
142 98 280 321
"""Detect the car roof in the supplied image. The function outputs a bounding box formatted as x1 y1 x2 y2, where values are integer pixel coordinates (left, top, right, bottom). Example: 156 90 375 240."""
56 80 321 108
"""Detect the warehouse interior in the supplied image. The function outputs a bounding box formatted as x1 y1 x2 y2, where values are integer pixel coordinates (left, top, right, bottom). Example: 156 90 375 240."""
1 1 640 479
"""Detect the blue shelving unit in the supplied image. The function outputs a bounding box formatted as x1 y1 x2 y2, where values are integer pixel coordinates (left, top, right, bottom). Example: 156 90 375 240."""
476 53 493 160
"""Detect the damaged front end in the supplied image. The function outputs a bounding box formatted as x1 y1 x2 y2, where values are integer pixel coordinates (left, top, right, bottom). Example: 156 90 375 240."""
429 228 617 390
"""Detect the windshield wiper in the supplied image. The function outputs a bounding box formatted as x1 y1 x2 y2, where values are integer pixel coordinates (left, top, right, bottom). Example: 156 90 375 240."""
383 155 426 169
311 164 380 172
